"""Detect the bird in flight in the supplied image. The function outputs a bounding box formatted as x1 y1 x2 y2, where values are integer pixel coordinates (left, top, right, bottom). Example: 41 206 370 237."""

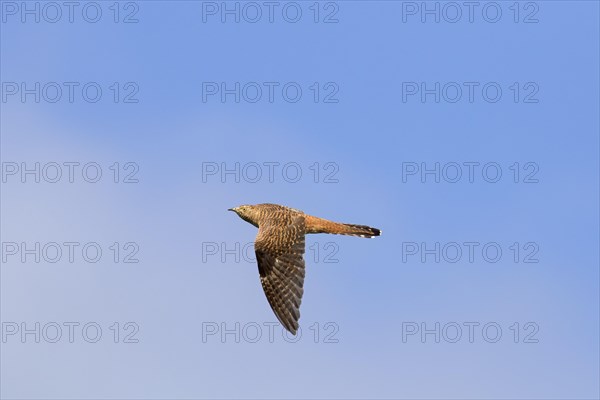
229 203 381 335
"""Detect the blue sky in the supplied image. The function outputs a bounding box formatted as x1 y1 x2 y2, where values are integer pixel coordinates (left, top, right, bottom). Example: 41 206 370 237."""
1 1 599 399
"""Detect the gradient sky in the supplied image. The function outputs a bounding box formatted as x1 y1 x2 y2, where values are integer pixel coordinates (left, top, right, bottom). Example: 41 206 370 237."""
1 1 599 399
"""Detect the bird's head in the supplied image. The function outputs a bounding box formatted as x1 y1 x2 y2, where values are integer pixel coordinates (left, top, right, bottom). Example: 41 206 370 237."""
228 204 259 227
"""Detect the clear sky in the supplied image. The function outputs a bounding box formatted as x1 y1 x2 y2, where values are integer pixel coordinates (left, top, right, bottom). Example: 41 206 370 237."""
1 1 599 399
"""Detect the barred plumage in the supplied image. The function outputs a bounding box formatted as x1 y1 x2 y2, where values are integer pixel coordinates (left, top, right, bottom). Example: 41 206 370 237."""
229 203 381 335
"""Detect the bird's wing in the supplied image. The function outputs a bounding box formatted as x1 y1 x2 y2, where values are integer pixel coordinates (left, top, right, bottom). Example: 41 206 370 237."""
254 215 306 335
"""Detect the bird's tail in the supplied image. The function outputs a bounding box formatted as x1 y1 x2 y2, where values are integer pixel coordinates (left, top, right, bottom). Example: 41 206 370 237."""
305 216 381 238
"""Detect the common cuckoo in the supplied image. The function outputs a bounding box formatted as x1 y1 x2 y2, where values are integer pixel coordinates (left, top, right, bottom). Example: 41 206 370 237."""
229 203 381 334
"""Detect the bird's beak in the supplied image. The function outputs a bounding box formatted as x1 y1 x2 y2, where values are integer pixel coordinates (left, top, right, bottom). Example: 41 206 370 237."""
228 208 234 212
